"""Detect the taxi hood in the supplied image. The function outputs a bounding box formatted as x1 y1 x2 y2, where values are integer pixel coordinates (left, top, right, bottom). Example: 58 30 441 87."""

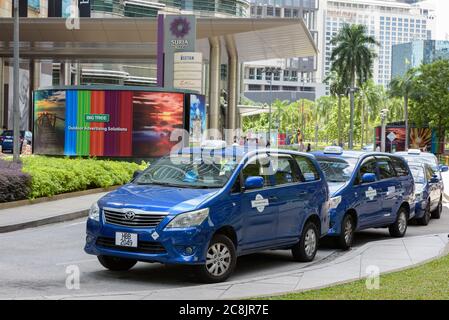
327 182 346 196
98 183 220 214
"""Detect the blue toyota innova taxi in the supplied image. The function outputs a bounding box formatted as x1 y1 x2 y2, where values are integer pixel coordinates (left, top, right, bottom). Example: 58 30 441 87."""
85 146 330 283
312 147 415 249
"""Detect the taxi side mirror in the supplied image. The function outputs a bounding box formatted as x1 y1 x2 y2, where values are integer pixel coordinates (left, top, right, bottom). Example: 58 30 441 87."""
430 175 439 184
244 176 264 190
132 170 142 180
439 165 448 173
361 173 376 184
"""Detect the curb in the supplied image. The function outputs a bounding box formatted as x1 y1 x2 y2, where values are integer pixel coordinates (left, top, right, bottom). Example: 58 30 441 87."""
0 186 118 211
0 209 88 234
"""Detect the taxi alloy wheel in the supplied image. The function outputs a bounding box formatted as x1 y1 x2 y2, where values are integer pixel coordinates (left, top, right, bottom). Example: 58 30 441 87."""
431 197 442 219
195 234 236 283
292 221 319 262
338 215 354 250
97 255 137 271
417 202 431 226
389 208 408 238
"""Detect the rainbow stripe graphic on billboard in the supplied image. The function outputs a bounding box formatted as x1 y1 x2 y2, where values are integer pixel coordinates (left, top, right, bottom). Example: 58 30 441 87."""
64 90 133 157
34 89 186 157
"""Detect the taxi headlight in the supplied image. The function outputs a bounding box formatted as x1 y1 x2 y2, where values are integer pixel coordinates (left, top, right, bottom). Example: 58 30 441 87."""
329 196 342 210
166 208 209 229
89 202 100 221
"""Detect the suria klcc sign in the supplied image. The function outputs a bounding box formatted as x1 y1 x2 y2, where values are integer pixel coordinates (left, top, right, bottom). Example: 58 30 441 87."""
158 14 201 92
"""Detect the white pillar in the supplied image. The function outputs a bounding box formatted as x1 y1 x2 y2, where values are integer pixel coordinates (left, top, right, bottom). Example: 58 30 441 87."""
208 37 221 134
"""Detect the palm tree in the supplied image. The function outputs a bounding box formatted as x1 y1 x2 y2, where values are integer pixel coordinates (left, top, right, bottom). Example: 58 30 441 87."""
325 70 347 147
330 24 379 149
313 96 333 148
389 68 417 151
359 80 381 147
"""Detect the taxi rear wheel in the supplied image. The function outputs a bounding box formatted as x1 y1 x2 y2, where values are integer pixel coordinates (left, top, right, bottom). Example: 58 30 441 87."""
417 202 431 226
292 221 319 262
97 255 137 271
431 197 442 219
389 207 408 238
194 234 236 283
337 214 354 250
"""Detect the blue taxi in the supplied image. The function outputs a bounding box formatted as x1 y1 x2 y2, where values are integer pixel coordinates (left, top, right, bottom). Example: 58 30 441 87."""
313 147 415 249
409 163 443 225
85 147 330 283
395 149 447 220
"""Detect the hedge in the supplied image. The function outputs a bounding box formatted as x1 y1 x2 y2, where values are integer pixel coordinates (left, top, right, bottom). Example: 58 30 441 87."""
1 156 148 200
0 159 32 202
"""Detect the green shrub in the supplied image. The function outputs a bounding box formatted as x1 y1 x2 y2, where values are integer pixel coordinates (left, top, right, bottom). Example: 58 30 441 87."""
21 156 148 199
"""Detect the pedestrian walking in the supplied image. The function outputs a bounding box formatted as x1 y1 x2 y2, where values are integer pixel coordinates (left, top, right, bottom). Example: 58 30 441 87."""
306 143 311 152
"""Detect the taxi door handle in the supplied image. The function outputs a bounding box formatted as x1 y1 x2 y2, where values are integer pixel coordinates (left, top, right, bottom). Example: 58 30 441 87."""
269 196 278 202
298 191 308 197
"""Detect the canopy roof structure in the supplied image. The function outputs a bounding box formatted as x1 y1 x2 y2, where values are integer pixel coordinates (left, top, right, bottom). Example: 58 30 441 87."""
0 17 317 62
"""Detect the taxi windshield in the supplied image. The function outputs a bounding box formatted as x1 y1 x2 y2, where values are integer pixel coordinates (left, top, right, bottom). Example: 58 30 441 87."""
404 155 438 171
409 166 425 184
316 156 358 183
135 154 241 189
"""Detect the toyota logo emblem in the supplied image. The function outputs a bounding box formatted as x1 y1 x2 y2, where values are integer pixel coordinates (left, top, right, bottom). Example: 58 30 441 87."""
124 211 136 221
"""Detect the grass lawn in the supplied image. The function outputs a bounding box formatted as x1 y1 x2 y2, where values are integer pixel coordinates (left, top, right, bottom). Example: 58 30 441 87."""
266 253 449 300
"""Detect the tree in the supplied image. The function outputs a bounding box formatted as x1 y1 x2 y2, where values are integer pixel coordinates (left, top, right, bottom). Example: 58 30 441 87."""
330 24 379 149
410 59 449 154
389 68 417 151
325 70 348 146
358 80 382 147
313 96 333 148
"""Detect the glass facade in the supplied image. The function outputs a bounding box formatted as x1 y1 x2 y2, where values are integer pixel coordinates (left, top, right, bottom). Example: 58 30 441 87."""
392 40 449 79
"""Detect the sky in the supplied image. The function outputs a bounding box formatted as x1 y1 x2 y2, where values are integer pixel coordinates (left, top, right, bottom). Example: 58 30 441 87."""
428 0 449 40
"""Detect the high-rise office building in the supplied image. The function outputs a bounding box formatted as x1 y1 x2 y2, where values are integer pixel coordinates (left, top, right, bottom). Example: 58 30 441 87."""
243 0 326 103
319 0 436 88
392 40 449 78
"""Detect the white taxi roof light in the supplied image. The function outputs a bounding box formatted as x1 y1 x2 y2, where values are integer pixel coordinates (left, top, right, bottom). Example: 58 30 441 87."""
201 140 227 149
324 146 344 155
408 149 421 155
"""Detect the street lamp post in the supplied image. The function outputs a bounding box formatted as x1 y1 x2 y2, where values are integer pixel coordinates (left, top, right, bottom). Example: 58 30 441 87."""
12 0 20 163
380 109 389 153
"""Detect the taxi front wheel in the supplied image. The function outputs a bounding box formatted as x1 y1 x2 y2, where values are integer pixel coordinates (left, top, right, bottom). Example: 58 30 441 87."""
337 214 354 250
97 255 137 271
292 221 319 262
194 234 237 283
389 208 408 238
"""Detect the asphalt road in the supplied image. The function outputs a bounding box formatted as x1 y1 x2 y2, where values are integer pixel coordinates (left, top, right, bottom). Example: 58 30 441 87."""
0 205 448 299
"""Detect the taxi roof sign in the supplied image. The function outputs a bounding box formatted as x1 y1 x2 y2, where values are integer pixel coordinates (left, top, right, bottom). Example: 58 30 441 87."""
408 149 421 155
324 146 344 155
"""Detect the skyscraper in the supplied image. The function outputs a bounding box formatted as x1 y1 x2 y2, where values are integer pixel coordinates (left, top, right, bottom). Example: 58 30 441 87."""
319 0 435 88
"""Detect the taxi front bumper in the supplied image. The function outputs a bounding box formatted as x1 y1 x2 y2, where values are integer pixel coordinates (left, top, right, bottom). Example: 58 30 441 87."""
84 218 212 265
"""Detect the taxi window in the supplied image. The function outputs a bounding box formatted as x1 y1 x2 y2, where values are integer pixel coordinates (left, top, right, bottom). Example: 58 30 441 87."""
377 157 396 180
295 156 320 181
355 157 377 185
243 155 300 188
391 157 409 177
425 165 434 180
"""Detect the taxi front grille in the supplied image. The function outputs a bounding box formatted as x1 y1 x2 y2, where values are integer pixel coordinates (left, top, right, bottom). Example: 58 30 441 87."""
96 237 166 254
103 209 166 228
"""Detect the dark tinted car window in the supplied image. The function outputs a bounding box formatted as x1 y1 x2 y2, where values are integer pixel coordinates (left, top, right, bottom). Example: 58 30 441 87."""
377 157 396 180
295 156 320 181
391 157 409 177
355 157 377 185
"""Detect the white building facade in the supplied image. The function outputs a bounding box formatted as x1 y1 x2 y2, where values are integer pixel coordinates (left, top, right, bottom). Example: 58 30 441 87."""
319 0 436 88
243 0 326 103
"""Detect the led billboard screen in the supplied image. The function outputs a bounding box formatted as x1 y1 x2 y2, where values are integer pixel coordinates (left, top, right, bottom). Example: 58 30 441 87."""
33 89 189 158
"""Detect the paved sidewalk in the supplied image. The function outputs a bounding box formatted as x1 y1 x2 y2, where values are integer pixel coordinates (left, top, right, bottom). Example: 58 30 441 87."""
27 233 448 300
0 193 105 233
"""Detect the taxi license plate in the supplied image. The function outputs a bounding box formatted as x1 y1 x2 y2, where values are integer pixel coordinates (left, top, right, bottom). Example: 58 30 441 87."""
115 232 138 248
